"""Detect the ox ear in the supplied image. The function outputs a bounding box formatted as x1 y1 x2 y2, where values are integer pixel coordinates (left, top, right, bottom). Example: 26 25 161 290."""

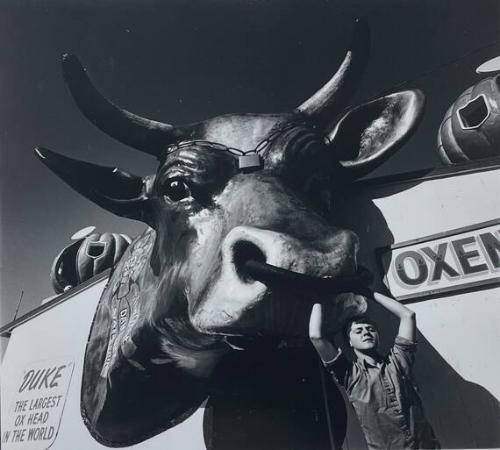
327 90 425 178
35 147 152 223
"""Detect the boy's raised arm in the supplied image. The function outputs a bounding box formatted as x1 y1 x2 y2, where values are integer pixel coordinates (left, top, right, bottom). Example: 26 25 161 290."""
371 292 416 342
309 303 340 363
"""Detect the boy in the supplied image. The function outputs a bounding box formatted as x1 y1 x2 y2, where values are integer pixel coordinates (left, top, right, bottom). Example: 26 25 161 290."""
309 292 440 450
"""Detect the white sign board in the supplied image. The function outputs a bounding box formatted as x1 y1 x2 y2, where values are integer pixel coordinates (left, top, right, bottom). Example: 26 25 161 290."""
1 358 74 449
380 219 500 300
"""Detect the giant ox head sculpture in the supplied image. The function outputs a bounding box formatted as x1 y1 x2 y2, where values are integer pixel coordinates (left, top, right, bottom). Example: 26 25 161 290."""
36 22 424 447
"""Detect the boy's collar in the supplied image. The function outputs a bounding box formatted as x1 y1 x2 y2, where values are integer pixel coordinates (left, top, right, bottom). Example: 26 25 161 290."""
353 349 383 368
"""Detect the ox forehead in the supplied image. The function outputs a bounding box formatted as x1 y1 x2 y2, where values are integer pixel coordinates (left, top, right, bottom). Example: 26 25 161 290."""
34 21 426 447
161 114 319 172
181 113 293 153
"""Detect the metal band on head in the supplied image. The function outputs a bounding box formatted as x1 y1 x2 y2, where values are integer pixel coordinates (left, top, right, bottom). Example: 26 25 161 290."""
163 140 264 171
161 120 311 172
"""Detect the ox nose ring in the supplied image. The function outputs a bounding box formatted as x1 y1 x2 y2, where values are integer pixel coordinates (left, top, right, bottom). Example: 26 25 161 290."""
232 238 373 297
243 261 373 297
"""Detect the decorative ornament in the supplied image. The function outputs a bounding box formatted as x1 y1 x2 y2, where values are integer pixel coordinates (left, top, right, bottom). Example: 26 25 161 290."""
438 74 500 164
50 228 131 294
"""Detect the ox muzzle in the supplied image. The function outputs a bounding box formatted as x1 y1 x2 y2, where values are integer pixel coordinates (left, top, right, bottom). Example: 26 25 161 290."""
192 226 369 336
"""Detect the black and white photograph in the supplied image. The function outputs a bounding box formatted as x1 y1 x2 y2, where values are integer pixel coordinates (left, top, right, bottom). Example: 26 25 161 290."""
1 1 499 449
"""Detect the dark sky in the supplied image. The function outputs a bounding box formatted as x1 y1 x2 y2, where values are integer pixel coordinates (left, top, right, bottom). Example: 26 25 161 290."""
1 0 500 327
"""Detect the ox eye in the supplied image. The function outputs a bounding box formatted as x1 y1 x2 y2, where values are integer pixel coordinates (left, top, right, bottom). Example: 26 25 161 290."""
162 179 192 202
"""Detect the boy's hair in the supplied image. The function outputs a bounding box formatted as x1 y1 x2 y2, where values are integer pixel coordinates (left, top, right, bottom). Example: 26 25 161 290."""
342 315 378 341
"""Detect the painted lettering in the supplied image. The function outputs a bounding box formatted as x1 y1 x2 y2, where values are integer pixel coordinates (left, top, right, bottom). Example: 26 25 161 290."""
19 370 35 392
1 430 10 444
27 411 49 426
27 426 55 441
479 231 500 268
395 250 428 286
15 400 28 412
12 428 26 442
28 368 45 390
452 237 489 275
14 415 25 426
30 395 63 410
39 367 58 389
49 365 66 388
387 225 500 298
19 365 66 392
421 243 460 281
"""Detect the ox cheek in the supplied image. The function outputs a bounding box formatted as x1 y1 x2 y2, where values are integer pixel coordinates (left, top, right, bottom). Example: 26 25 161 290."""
183 208 225 305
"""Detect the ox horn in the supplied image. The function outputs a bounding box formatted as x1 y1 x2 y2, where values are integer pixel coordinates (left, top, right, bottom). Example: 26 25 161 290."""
295 19 370 128
62 54 182 157
35 147 151 222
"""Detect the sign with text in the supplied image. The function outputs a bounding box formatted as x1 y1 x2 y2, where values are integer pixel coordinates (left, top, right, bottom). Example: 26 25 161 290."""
380 221 500 300
1 358 74 449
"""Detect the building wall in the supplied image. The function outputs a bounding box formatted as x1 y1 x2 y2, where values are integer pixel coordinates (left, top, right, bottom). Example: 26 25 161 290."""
336 164 500 448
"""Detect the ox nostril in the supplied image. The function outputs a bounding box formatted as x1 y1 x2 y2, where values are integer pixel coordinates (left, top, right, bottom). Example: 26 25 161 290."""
232 241 267 283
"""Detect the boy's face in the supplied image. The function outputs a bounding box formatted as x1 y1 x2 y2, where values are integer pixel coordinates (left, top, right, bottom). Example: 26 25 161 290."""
348 321 379 351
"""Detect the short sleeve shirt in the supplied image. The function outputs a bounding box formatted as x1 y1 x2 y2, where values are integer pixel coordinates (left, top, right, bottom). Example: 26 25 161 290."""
325 337 440 450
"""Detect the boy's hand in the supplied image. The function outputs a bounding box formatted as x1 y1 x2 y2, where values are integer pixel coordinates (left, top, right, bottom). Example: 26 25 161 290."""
308 291 369 363
321 293 368 336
